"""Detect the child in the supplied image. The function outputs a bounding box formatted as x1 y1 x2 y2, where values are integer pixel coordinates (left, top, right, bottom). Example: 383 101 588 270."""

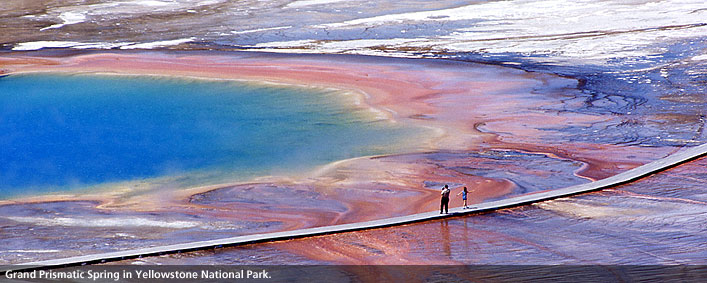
457 186 469 209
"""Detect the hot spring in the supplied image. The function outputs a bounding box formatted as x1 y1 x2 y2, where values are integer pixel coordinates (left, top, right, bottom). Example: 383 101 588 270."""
0 73 425 197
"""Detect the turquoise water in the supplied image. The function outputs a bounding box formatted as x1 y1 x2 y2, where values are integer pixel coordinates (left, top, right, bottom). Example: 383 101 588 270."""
0 74 423 197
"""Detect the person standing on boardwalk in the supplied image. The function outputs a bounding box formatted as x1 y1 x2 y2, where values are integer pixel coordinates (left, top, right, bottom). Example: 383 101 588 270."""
440 184 450 214
457 186 469 209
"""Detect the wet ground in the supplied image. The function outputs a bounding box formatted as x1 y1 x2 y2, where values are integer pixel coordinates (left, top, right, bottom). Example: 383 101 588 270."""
1 0 705 268
0 146 601 264
114 157 706 266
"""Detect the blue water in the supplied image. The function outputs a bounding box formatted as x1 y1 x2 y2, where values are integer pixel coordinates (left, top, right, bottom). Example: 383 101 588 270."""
0 74 422 197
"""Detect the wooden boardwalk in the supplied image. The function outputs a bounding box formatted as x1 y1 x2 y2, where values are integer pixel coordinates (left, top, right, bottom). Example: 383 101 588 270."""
8 143 707 270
